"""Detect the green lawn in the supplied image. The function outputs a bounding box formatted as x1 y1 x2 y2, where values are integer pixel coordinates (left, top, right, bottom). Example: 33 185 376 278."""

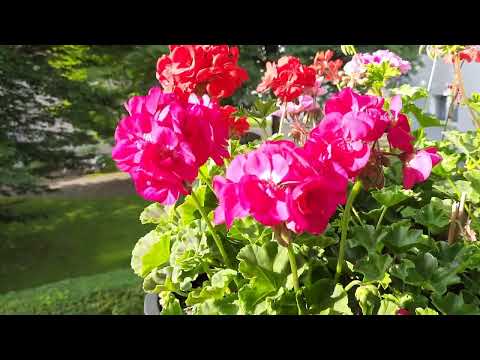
0 269 144 315
0 195 153 294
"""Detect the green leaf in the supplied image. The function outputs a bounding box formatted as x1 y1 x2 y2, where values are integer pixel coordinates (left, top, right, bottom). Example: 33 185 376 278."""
348 225 388 255
464 170 480 194
377 296 400 315
176 185 206 226
432 151 460 178
400 207 418 218
371 185 417 208
443 130 477 154
142 266 178 294
415 307 438 315
237 242 290 284
295 232 338 249
405 103 442 127
139 203 174 225
318 284 353 315
131 230 171 278
382 224 429 254
192 294 240 315
391 84 428 102
265 287 299 315
228 217 273 245
304 280 352 315
392 252 461 294
159 292 183 315
254 98 277 118
432 292 480 315
355 284 380 315
237 242 290 313
414 197 452 235
185 269 237 306
355 254 393 282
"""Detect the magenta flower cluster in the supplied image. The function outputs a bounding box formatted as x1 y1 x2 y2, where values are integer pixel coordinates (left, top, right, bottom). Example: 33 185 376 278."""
112 88 230 204
213 88 442 235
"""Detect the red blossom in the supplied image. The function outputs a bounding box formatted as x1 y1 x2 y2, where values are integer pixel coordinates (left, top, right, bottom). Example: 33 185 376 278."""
257 56 316 102
396 308 411 315
220 105 250 138
311 50 344 84
156 45 248 100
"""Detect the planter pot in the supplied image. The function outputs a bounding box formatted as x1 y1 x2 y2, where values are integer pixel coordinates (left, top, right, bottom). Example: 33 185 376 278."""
144 293 161 315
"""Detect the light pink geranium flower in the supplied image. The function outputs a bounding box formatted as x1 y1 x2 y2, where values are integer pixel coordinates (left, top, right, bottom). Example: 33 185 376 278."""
402 147 442 189
344 50 411 76
273 95 321 118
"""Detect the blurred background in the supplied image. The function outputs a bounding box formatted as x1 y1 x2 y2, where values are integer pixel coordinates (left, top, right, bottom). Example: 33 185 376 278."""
0 45 424 314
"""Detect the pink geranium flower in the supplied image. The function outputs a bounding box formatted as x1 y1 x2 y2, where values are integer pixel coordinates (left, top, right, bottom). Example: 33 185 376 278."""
286 161 347 234
112 87 231 204
324 88 389 142
402 147 442 189
305 88 390 179
305 115 372 179
213 140 348 235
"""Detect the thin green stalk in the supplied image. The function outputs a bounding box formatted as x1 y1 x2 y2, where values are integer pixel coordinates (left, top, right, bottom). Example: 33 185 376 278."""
190 190 232 269
335 180 363 284
376 206 388 230
352 206 365 226
198 167 215 194
287 243 304 315
287 244 300 293
278 102 288 135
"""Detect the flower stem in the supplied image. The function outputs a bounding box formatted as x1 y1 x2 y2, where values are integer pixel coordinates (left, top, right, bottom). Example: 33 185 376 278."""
287 243 305 315
190 190 232 269
278 102 288 135
287 243 300 293
198 167 215 194
335 180 363 284
376 205 388 230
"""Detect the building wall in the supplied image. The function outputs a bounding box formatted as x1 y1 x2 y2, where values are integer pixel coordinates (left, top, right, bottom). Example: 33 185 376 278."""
408 55 480 138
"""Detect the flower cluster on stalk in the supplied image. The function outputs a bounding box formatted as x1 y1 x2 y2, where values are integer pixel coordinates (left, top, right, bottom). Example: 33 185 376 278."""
112 45 250 204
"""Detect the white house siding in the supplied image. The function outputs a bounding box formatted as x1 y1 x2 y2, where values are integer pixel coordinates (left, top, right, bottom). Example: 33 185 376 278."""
408 55 480 138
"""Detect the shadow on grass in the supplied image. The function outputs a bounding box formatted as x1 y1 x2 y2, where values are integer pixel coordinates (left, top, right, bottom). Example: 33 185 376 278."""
0 195 153 294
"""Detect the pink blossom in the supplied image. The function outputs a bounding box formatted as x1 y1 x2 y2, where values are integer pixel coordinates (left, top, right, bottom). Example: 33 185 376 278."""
305 88 390 179
272 95 321 118
324 88 389 142
344 50 411 76
286 162 347 234
402 147 442 189
213 142 296 227
305 115 372 179
112 87 230 204
130 169 190 205
213 140 348 234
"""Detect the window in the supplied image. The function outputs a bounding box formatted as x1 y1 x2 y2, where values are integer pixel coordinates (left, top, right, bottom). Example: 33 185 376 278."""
430 94 458 123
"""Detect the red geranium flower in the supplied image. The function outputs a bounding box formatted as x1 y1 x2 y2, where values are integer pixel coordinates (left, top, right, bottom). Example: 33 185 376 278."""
311 50 344 84
257 56 316 102
220 105 250 138
156 45 249 100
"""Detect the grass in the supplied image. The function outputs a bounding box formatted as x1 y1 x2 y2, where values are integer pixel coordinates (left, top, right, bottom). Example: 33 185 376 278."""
0 195 153 294
0 269 144 315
